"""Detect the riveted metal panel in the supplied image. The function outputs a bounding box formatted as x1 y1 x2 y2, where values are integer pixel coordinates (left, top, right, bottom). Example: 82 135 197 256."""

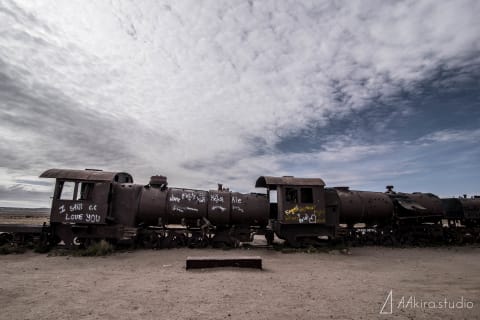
230 192 269 226
277 185 326 225
442 198 463 220
208 191 231 225
111 183 143 227
50 182 110 224
391 192 444 220
166 188 207 223
409 193 444 216
137 186 168 226
333 188 394 225
459 198 480 220
446 198 480 220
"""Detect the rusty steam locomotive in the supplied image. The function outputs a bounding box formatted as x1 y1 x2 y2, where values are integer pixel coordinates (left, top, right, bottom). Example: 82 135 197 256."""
1 168 479 248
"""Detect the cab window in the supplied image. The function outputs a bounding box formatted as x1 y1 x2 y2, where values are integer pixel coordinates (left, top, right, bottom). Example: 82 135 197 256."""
285 188 298 203
301 188 313 203
59 181 75 200
76 182 94 200
57 181 94 201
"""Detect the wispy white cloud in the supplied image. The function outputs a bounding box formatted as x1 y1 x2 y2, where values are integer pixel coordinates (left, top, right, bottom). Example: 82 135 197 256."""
419 128 480 143
1 0 479 206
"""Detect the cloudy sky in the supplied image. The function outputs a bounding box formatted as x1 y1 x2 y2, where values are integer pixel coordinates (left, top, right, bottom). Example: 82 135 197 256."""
1 0 479 207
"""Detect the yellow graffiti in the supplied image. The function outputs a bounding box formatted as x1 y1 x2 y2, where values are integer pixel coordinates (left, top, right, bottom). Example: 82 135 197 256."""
284 205 315 216
284 206 326 224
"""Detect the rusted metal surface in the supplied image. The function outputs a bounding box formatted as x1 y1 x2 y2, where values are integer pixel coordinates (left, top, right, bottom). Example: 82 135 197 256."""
255 176 325 188
230 192 269 226
186 256 262 269
137 185 167 226
276 185 326 225
332 188 394 225
409 193 444 215
260 175 336 242
272 222 336 247
112 183 143 226
138 188 270 227
208 190 231 225
442 198 464 220
443 197 480 221
30 167 479 249
149 175 167 188
458 198 480 220
40 169 133 183
166 188 208 223
390 192 444 220
50 182 110 224
42 169 135 226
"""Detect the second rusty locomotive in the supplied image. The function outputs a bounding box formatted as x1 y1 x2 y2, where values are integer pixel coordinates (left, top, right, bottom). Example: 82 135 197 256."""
8 168 478 248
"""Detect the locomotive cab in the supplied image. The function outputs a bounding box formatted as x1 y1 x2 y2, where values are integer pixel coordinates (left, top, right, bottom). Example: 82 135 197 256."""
40 168 133 246
40 169 133 225
255 176 336 246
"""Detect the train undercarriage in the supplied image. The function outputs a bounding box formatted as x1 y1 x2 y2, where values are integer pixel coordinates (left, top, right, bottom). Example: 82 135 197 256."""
1 169 479 252
0 223 271 250
1 221 479 252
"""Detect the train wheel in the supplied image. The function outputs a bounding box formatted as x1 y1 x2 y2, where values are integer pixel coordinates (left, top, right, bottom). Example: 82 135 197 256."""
187 233 208 248
455 232 464 245
73 237 95 249
265 230 274 245
399 232 415 246
212 230 238 248
173 232 187 247
0 233 13 246
381 234 398 247
140 230 159 249
212 238 239 249
162 231 186 249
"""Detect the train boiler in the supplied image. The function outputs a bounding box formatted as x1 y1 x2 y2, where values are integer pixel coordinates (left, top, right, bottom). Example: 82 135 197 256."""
325 187 394 226
322 186 446 245
137 178 269 247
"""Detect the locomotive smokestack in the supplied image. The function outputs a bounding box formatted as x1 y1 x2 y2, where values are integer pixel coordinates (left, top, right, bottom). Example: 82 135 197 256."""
386 185 395 193
150 175 168 189
218 183 223 191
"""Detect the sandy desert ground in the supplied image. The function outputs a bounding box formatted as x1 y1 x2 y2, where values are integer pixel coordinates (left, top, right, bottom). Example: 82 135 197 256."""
0 208 49 225
0 244 479 320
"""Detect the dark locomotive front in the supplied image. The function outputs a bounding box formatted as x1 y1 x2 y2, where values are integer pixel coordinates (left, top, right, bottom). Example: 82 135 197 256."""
40 168 269 247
